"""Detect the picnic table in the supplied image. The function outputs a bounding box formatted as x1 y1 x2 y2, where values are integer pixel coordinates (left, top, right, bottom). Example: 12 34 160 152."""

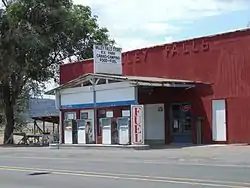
17 133 50 145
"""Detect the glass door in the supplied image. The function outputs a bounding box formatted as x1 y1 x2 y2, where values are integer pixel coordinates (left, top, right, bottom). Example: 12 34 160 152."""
170 103 192 143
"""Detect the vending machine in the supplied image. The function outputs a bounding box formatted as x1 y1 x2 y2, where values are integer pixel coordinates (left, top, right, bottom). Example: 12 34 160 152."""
77 119 86 144
101 117 112 144
117 117 130 145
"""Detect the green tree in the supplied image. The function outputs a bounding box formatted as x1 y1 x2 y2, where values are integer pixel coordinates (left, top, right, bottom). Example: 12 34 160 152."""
0 0 114 144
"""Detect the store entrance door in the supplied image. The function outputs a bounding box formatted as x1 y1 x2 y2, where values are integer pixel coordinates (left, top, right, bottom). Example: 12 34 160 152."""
170 103 192 143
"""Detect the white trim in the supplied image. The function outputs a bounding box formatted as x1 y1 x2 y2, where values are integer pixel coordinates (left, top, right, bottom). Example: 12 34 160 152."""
45 73 203 95
130 82 195 88
60 82 134 95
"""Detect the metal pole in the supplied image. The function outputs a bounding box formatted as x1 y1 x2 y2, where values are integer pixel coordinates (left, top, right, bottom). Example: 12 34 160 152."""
57 90 61 149
93 79 98 144
57 119 60 149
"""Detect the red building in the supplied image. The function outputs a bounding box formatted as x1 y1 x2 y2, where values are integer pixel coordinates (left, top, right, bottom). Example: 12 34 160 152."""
59 28 250 145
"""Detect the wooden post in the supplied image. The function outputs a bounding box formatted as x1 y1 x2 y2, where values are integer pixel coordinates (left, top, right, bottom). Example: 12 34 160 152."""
33 120 36 134
43 121 45 133
52 123 55 134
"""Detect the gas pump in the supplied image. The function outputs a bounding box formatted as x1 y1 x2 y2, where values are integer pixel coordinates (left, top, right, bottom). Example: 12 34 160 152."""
64 119 72 144
101 117 112 144
117 117 130 145
77 119 86 144
63 119 77 144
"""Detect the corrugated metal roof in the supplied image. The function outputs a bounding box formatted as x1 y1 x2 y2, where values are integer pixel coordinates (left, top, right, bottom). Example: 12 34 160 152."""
123 27 250 53
60 28 250 64
45 73 208 95
29 98 59 118
83 73 205 84
126 76 197 83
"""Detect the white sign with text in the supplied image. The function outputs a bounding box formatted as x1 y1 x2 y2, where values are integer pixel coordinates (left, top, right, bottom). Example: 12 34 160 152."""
93 44 122 75
131 105 144 145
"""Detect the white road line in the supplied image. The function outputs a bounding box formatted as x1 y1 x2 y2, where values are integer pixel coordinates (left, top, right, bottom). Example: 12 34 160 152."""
0 165 249 188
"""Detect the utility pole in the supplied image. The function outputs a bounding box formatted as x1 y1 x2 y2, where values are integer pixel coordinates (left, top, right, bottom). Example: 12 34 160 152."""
247 21 250 28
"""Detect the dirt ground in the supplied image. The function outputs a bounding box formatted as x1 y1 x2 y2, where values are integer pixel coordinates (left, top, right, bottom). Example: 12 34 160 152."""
0 133 23 144
0 133 3 144
0 129 4 144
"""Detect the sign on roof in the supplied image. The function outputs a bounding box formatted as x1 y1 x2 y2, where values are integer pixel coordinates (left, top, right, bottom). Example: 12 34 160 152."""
93 44 122 75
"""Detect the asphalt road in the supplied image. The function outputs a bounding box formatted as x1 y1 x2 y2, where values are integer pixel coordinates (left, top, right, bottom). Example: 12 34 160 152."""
0 145 250 188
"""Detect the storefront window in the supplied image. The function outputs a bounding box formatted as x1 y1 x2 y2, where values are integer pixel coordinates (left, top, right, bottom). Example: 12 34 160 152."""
64 112 76 120
80 112 88 119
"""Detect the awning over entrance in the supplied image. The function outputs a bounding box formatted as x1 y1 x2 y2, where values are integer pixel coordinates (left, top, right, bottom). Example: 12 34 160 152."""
45 73 208 95
32 116 59 124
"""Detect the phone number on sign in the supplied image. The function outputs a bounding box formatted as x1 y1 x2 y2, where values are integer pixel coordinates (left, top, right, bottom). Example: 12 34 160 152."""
98 58 118 64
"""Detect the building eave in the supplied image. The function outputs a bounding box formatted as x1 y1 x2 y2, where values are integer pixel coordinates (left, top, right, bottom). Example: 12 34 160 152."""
45 73 211 95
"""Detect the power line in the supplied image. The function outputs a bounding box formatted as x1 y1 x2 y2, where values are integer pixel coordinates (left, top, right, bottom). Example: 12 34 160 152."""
247 21 250 28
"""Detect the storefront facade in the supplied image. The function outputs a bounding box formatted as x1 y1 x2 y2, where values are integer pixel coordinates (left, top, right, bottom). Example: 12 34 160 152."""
54 28 250 145
57 75 137 145
47 73 201 145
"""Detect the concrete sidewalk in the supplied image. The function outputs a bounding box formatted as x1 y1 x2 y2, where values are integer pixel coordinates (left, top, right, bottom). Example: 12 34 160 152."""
49 143 249 150
49 143 150 150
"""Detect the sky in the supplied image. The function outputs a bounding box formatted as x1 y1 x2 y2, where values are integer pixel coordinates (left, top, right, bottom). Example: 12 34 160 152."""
74 0 250 51
44 0 250 97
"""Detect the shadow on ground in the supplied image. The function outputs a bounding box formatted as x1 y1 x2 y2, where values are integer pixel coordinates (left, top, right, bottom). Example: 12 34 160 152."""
149 144 206 150
0 144 48 148
29 172 51 176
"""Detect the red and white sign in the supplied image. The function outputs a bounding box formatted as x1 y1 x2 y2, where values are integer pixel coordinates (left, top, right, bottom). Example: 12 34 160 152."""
131 105 144 145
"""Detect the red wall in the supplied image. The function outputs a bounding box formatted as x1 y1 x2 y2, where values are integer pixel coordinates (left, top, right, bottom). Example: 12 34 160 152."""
60 59 93 84
60 29 250 144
